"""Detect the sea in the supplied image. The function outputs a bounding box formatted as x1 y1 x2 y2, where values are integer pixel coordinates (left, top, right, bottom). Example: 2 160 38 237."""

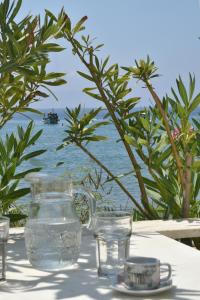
2 108 199 209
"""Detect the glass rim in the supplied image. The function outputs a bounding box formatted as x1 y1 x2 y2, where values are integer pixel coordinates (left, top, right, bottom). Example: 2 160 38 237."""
125 256 160 266
25 172 73 184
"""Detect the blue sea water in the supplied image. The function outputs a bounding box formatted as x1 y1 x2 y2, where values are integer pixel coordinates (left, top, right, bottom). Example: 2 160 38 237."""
2 109 142 207
2 108 199 208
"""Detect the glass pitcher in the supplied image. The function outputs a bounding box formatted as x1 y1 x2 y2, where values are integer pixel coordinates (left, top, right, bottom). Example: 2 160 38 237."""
24 173 95 271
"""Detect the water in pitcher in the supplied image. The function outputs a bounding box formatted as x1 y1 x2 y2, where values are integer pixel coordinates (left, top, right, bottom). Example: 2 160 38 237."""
24 175 95 271
25 219 81 271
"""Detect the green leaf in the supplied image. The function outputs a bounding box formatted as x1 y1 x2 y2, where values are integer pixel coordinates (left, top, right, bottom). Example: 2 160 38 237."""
171 88 180 103
85 121 110 132
102 56 110 72
13 168 42 179
35 91 49 98
85 135 108 141
95 56 100 70
73 16 88 35
56 144 65 151
192 118 200 130
8 0 22 23
94 43 104 51
18 108 43 115
77 71 94 82
177 103 186 119
0 60 18 73
156 146 172 165
150 197 168 209
138 138 148 146
63 14 72 32
176 76 188 106
0 140 7 162
83 90 102 101
124 135 137 147
189 93 200 114
4 188 30 200
39 43 65 53
42 79 67 86
140 117 150 131
105 170 134 183
117 89 132 99
45 9 57 21
189 73 195 101
192 160 200 171
21 150 46 161
143 177 158 190
56 162 64 167
45 72 66 80
23 121 33 143
41 85 59 101
27 129 43 146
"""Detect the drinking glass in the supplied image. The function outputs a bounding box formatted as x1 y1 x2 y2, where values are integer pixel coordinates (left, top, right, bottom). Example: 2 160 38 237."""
0 217 9 282
93 210 132 279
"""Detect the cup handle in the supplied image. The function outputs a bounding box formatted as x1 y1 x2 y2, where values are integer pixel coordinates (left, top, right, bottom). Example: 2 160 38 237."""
74 187 96 229
160 263 172 282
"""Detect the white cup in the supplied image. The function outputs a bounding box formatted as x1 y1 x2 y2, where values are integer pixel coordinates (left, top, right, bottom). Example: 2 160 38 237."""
124 256 171 290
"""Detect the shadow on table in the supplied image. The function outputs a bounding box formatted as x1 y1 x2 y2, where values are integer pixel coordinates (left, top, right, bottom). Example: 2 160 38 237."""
112 287 200 300
2 232 113 299
3 232 200 300
169 288 200 300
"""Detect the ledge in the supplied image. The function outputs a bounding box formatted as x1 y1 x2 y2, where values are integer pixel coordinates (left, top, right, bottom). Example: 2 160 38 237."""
133 218 200 239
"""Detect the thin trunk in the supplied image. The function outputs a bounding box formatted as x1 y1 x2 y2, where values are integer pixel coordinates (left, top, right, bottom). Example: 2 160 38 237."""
66 36 154 217
77 142 152 219
182 153 192 218
145 81 185 189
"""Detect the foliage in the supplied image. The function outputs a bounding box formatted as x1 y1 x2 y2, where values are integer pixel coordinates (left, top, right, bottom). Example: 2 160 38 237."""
0 0 66 223
57 106 109 148
54 12 200 221
0 121 46 218
74 168 113 224
0 0 67 128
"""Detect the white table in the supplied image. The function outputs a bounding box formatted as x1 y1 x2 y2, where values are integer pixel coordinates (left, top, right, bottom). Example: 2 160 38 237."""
133 218 200 239
1 228 200 300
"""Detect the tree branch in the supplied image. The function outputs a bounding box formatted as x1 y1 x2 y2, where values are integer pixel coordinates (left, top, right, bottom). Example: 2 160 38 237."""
66 35 154 216
145 81 185 189
77 142 152 219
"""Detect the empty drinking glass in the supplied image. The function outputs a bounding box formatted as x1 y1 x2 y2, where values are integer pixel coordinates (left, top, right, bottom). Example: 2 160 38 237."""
0 217 10 282
93 210 132 279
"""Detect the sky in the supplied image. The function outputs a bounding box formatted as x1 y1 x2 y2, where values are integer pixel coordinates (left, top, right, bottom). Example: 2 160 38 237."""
18 0 200 108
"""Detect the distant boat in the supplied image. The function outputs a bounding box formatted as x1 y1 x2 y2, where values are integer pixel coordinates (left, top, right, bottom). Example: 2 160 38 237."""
43 112 60 124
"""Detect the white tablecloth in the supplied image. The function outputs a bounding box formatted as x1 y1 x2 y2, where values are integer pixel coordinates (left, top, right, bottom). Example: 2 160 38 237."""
1 228 200 299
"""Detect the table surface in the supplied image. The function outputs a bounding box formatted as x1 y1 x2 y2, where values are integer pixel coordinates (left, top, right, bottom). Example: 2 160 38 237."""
133 218 200 239
1 227 200 300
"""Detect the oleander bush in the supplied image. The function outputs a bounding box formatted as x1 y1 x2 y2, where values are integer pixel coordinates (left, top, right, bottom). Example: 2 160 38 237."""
0 0 66 223
53 12 200 224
